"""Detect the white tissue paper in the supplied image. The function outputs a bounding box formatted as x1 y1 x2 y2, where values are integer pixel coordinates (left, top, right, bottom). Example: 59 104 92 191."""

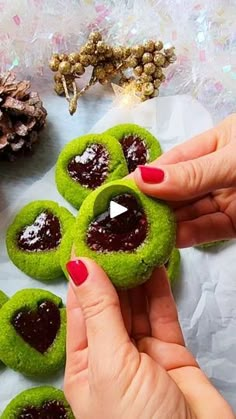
0 94 235 412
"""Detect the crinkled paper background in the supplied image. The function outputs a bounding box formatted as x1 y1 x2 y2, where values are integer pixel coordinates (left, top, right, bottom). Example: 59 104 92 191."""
0 95 236 412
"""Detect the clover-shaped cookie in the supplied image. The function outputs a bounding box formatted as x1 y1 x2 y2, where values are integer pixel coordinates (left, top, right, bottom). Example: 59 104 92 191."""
1 386 74 418
105 123 162 173
0 289 66 377
61 179 176 288
55 133 128 209
6 200 75 281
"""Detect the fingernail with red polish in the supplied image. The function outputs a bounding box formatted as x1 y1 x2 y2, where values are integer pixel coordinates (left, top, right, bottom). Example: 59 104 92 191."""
66 260 88 286
138 165 165 184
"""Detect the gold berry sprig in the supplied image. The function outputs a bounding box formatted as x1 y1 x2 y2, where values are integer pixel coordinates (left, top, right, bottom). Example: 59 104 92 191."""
49 32 176 115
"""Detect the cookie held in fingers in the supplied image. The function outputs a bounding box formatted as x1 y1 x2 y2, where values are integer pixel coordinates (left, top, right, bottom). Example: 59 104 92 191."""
61 179 176 289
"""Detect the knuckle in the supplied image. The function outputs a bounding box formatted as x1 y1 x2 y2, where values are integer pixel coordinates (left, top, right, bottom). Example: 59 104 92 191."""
219 152 234 182
178 160 204 194
172 146 187 162
114 341 136 370
166 145 187 165
81 294 119 321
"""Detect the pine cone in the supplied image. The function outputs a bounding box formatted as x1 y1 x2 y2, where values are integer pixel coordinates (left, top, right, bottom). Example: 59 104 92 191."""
0 72 47 161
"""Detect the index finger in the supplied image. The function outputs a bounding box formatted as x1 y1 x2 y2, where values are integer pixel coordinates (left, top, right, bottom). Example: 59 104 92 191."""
153 128 219 166
145 267 185 346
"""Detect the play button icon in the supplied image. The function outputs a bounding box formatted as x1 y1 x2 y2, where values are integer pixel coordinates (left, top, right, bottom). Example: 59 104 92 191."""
93 184 134 220
110 200 128 219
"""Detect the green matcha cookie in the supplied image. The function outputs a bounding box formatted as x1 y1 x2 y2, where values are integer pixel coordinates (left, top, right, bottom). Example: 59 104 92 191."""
61 179 176 288
55 133 128 209
105 123 162 173
0 290 8 308
165 248 181 285
0 289 66 377
196 240 227 249
1 386 74 418
0 291 8 367
6 200 75 281
60 225 75 278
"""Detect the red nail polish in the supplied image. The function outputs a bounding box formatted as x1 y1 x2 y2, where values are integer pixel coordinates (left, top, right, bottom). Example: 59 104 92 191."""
138 165 165 184
66 260 88 286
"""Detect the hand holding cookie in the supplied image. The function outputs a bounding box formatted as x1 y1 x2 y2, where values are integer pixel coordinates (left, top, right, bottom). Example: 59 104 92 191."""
133 114 236 248
64 259 234 419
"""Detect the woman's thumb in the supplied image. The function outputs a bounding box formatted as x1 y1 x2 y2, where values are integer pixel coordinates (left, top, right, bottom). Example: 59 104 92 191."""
66 258 130 359
134 148 234 201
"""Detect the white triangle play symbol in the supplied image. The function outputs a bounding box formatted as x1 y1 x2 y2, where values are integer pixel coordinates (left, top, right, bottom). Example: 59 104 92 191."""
110 201 128 219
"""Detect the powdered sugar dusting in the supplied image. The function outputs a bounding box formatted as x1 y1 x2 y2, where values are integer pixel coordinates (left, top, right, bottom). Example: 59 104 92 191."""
68 143 109 189
18 211 61 252
20 212 48 245
120 135 148 173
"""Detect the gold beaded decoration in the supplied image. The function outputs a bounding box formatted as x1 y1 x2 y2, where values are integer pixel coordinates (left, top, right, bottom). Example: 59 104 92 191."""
49 31 176 115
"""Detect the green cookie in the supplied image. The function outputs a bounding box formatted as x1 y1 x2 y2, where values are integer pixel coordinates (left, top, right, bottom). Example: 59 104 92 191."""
61 179 176 288
1 386 74 418
165 248 181 285
0 291 8 367
0 290 8 308
0 289 66 377
6 200 75 281
196 240 227 249
60 225 75 278
55 133 128 209
105 123 162 173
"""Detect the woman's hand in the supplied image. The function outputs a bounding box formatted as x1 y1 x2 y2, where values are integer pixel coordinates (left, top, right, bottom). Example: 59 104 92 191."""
64 258 233 419
133 114 236 248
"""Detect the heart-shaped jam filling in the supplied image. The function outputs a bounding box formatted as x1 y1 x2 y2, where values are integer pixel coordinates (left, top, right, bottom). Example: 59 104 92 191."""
86 193 148 252
120 135 148 173
67 143 109 189
18 211 61 252
19 400 67 418
12 301 61 353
